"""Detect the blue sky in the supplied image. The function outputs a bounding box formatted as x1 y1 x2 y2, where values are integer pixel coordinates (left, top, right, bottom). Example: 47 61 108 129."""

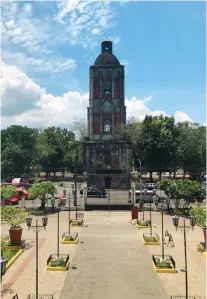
1 0 206 129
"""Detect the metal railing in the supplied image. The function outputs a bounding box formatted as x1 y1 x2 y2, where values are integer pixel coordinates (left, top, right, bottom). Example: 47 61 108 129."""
170 296 206 299
26 295 54 299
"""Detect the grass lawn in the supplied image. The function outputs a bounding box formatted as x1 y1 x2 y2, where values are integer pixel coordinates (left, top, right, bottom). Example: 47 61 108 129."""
1 250 18 261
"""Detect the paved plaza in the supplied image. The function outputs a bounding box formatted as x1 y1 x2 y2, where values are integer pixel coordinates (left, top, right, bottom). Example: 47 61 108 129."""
1 210 206 298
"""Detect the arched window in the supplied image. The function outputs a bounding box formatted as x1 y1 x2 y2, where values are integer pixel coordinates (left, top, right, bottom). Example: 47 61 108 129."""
104 81 111 94
104 119 111 133
103 101 112 113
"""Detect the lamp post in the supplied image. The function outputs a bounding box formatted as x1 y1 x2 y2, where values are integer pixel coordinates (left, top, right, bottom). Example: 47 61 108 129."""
68 193 71 235
83 171 87 211
0 256 8 282
74 149 78 221
25 214 48 299
137 159 142 207
154 197 164 258
172 215 196 299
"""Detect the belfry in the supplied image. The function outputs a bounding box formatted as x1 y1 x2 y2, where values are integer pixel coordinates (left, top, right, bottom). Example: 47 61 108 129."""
83 40 132 189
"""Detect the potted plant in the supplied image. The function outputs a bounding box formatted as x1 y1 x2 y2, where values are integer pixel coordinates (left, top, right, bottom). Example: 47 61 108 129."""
190 207 206 247
1 206 26 244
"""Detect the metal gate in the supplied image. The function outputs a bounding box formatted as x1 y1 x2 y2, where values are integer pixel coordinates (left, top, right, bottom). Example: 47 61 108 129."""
85 173 131 209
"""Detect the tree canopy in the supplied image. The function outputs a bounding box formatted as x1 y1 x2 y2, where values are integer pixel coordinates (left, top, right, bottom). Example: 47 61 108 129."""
1 116 206 181
159 178 206 209
28 181 57 209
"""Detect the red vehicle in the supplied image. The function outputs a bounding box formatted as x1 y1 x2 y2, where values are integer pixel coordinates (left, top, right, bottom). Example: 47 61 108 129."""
3 188 30 205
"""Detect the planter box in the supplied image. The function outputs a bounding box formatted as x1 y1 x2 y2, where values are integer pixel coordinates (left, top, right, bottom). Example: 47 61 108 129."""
143 233 160 245
70 219 83 227
152 255 177 273
1 248 24 270
61 233 79 244
137 220 151 228
47 254 70 271
2 240 26 250
199 242 206 252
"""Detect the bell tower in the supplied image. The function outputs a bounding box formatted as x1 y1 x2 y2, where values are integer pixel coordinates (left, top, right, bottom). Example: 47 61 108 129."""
83 40 132 189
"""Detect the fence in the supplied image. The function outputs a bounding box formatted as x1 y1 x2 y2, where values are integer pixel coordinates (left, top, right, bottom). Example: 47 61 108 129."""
170 296 206 299
26 294 54 299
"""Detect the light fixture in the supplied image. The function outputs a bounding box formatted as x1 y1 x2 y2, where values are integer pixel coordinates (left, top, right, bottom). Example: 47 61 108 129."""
189 216 196 229
172 215 179 230
42 215 48 228
0 256 8 276
25 214 33 228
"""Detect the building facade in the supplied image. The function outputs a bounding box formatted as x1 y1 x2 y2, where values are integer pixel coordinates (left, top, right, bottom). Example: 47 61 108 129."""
83 40 132 189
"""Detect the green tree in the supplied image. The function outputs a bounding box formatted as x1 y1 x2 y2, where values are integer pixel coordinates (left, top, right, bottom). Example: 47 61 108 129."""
28 181 57 209
1 186 17 199
1 125 38 176
35 127 75 177
160 179 206 209
190 207 206 228
177 122 206 180
125 115 180 181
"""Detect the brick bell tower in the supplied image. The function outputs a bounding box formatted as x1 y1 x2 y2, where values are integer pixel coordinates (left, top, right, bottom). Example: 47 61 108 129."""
83 40 132 189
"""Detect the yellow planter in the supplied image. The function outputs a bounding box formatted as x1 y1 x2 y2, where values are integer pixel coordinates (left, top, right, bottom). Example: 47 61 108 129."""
70 224 83 227
152 255 177 273
152 261 177 273
2 240 26 250
143 240 160 245
6 249 24 270
47 260 70 271
199 243 206 252
137 224 151 229
143 233 160 245
61 237 79 244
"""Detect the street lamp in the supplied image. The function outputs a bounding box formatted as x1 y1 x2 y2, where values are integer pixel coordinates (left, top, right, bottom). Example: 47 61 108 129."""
137 159 142 205
0 256 8 281
154 197 165 259
74 149 78 221
25 214 48 299
172 215 196 299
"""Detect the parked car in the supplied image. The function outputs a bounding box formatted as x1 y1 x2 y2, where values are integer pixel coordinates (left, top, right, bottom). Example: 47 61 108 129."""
146 183 158 190
87 187 107 198
2 188 30 206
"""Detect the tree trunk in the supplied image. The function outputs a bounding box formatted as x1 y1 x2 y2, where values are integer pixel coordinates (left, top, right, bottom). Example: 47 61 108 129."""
183 169 186 179
169 172 172 178
173 171 176 179
149 171 153 182
158 172 162 181
40 197 46 209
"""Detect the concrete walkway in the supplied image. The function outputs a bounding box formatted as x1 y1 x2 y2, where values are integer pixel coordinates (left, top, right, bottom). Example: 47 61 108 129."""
59 212 167 299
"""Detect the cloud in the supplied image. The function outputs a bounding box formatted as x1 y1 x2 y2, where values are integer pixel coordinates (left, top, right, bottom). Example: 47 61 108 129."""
1 63 193 129
1 62 44 116
1 2 51 54
2 50 76 74
23 3 32 16
55 1 116 49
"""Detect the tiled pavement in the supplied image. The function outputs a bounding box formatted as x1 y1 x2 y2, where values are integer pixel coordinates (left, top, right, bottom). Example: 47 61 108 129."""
1 211 206 299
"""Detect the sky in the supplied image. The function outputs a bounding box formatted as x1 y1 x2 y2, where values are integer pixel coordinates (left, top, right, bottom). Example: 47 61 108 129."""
1 0 206 130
